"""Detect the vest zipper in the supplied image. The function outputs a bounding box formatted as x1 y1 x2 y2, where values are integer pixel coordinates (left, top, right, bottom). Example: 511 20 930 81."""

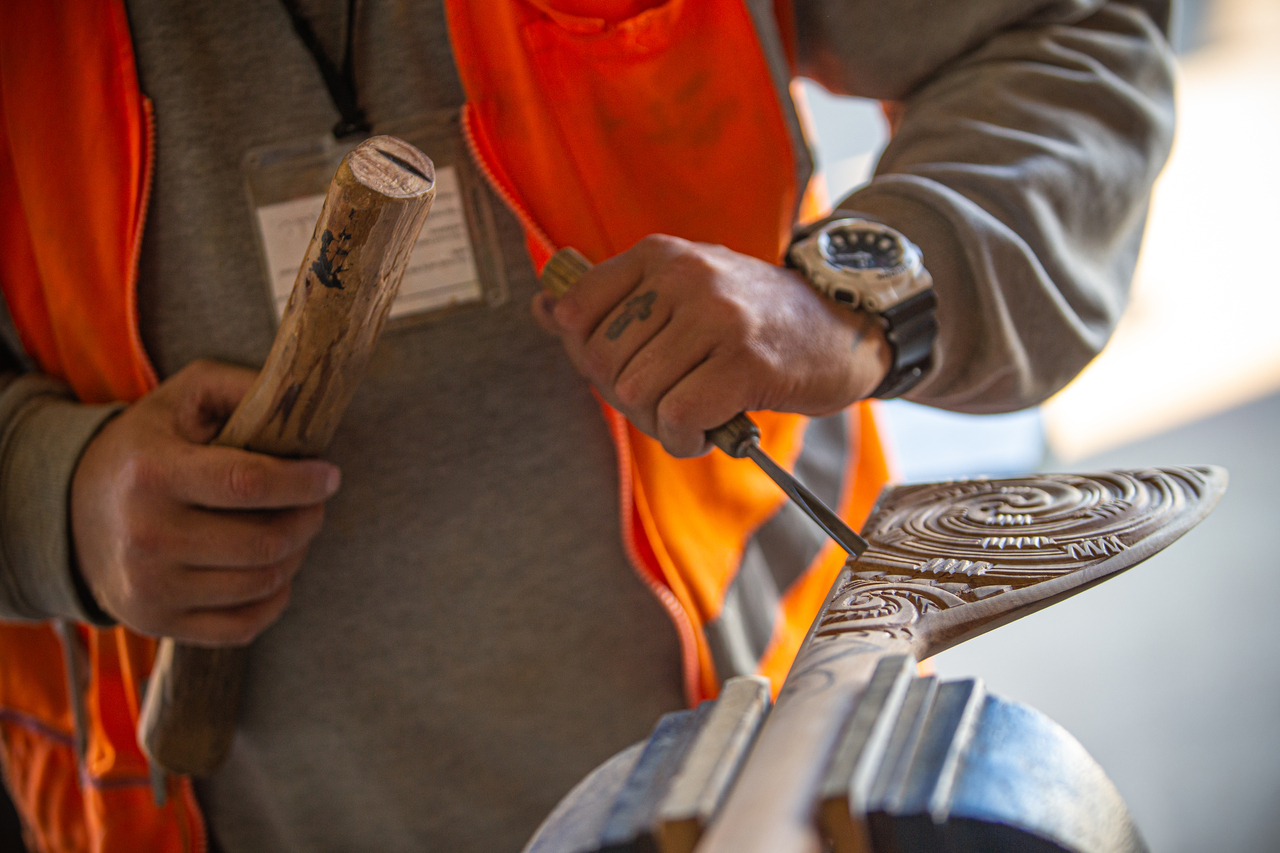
460 106 705 705
126 98 160 390
601 407 704 706
459 105 556 259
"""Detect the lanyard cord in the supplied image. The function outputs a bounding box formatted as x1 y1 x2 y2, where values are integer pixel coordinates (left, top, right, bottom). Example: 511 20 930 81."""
279 0 371 139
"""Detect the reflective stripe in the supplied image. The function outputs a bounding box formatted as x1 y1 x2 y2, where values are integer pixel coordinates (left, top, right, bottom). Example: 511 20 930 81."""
705 410 850 680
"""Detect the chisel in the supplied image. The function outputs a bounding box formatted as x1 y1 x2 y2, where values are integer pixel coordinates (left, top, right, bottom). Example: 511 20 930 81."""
540 247 869 557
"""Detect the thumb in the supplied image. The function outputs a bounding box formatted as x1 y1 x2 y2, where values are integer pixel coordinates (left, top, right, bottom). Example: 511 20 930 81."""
530 291 564 337
164 359 261 444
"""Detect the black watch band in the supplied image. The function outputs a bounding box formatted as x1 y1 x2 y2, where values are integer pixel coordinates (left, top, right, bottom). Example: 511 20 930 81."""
868 288 938 399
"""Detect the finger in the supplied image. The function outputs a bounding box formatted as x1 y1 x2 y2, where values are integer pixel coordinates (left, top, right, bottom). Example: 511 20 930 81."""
655 352 750 458
551 245 647 340
170 444 341 510
164 359 261 444
530 291 562 336
173 553 306 612
575 288 674 390
161 503 326 568
611 311 714 435
171 584 294 647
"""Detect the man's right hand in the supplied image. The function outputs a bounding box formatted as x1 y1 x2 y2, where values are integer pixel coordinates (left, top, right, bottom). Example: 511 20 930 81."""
70 360 341 647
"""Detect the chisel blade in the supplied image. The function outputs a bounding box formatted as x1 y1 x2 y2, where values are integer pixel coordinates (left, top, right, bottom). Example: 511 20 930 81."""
742 441 869 557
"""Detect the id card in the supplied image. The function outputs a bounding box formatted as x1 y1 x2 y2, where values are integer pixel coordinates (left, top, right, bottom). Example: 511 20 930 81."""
244 110 508 325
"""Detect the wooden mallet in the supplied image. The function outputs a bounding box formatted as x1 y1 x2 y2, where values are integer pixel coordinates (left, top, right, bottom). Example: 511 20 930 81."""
136 135 435 779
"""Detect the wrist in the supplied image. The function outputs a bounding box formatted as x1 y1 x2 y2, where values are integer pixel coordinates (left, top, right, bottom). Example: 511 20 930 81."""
787 216 937 400
0 385 122 625
845 306 894 402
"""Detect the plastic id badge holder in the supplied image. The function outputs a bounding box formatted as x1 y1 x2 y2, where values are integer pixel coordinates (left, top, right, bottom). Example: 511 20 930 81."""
243 111 507 326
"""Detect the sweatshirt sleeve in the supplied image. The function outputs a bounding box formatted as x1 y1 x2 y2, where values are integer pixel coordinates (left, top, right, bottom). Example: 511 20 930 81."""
0 368 121 625
794 0 1176 412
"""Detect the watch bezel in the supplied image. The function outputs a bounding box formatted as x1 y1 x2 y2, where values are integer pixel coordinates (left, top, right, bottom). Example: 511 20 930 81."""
788 218 932 313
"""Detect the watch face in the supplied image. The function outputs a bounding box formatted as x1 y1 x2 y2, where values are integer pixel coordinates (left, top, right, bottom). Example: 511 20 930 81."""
819 226 903 271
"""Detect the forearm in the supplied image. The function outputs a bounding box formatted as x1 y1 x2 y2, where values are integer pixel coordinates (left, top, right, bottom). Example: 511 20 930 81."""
798 1 1176 412
0 371 120 623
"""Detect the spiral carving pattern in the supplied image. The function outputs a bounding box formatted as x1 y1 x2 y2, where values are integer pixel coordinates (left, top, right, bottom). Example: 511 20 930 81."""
813 467 1219 641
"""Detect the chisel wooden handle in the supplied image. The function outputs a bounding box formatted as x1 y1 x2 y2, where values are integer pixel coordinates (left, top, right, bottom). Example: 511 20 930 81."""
540 248 756 457
137 136 436 777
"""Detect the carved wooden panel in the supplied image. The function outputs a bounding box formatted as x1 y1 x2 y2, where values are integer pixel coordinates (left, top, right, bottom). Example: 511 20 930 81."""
814 466 1224 646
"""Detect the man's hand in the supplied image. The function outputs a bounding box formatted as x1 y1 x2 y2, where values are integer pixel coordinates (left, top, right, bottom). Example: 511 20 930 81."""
70 360 341 647
533 235 891 457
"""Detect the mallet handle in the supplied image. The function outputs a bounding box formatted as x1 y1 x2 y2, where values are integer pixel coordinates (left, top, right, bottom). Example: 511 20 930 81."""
137 136 436 777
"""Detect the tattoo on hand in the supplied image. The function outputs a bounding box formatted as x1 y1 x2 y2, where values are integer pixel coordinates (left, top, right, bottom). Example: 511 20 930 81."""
605 291 658 340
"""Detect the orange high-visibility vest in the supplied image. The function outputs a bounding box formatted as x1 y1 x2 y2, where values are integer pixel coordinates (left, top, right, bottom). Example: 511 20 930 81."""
444 0 889 699
0 3 205 851
0 1 888 849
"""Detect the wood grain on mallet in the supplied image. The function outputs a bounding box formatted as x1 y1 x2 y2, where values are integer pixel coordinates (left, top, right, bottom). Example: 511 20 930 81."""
137 136 435 779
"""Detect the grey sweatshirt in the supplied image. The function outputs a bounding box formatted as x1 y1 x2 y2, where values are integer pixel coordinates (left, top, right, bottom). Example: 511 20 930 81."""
0 2 1174 851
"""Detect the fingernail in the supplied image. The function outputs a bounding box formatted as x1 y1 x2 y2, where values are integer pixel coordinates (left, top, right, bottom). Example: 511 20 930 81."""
325 466 342 495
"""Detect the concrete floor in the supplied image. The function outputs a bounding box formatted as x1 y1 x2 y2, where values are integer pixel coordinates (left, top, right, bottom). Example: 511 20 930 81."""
931 390 1280 853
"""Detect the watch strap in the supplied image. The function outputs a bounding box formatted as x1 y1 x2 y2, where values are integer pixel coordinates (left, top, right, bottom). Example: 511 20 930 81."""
868 288 938 399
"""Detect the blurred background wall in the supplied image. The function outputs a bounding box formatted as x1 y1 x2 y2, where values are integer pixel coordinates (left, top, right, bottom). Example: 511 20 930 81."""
802 0 1280 850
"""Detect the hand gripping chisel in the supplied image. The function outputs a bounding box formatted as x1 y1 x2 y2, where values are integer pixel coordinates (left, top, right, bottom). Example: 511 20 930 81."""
540 247 869 557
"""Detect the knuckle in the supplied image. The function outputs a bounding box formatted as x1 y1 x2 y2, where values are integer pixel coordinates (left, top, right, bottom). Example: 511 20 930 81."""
613 368 652 409
249 529 293 566
123 566 163 606
258 559 297 597
226 458 269 503
121 519 166 564
189 358 220 378
614 380 641 409
656 394 694 434
119 449 165 496
264 563 291 594
666 247 716 281
178 358 217 388
638 233 682 255
707 290 751 329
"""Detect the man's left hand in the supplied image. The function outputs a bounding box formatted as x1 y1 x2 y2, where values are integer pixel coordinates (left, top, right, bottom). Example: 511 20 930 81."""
532 234 891 458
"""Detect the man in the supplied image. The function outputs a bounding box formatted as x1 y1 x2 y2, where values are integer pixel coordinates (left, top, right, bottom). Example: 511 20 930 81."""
0 1 1174 851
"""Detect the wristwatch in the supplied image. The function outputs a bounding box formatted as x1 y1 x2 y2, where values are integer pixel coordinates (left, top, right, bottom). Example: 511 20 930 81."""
787 217 938 399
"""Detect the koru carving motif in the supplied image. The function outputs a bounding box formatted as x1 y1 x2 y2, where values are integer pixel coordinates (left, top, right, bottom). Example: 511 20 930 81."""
815 467 1220 641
